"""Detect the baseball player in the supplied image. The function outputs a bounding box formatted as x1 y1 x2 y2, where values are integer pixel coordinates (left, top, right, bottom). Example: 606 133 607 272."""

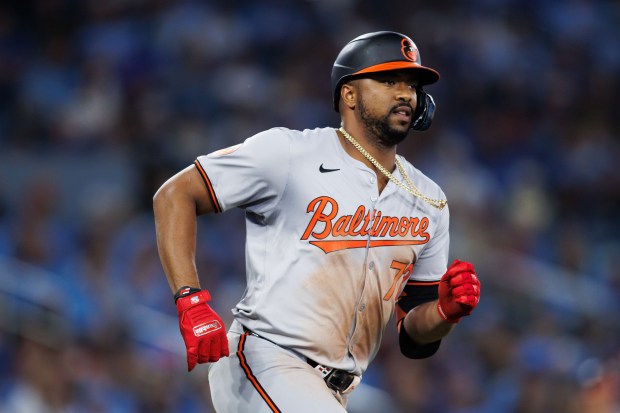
154 31 481 412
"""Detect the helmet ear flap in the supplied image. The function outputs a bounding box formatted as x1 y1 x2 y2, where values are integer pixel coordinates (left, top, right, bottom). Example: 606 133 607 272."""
411 88 435 131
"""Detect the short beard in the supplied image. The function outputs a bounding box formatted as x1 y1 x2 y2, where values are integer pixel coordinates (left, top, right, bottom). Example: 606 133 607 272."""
358 98 410 147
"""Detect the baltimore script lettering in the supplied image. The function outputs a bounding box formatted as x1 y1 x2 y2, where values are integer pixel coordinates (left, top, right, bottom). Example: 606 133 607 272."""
301 196 431 253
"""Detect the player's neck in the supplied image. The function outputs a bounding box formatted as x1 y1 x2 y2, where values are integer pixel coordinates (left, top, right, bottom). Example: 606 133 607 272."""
337 125 395 194
337 125 397 173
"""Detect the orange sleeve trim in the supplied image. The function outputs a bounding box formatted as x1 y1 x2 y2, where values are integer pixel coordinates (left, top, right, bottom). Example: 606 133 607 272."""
237 333 283 413
193 160 222 213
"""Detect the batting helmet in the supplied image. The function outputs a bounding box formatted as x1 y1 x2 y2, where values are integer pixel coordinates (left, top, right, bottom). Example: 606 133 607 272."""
331 31 440 131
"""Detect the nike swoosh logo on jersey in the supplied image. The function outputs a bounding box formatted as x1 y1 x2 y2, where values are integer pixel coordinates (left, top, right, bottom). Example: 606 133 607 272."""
319 164 340 173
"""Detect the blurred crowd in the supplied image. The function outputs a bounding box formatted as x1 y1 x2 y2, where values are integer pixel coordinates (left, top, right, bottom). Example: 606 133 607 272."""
0 0 619 412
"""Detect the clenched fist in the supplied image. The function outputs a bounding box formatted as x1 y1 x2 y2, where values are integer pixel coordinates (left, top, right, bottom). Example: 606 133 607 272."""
437 260 481 323
176 288 229 371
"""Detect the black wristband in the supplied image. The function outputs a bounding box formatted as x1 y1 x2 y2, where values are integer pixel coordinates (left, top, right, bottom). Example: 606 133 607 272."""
399 322 441 359
174 286 202 303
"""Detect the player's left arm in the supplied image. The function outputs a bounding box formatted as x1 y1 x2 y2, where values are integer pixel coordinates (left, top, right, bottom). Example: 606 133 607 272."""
396 201 481 358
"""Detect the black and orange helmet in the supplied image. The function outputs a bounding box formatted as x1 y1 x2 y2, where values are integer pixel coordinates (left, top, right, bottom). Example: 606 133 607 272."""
331 31 440 113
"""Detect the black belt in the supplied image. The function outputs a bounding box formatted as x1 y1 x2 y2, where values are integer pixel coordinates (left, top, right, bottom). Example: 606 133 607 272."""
242 326 358 394
305 357 357 394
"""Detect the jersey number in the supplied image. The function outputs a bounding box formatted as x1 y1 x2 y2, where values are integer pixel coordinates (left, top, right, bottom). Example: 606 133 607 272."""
383 260 414 301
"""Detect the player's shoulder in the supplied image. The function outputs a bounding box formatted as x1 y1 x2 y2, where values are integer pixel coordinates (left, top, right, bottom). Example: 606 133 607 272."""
248 126 334 144
268 126 335 140
245 126 290 144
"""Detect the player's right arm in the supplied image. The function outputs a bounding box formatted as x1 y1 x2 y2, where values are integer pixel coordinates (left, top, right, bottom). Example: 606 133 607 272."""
153 165 229 370
153 164 214 293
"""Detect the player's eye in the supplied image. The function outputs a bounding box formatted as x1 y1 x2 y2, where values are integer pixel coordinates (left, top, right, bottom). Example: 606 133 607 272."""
382 80 417 89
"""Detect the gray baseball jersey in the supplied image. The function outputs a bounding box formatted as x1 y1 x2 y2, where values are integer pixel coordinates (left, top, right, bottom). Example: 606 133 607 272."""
195 126 449 378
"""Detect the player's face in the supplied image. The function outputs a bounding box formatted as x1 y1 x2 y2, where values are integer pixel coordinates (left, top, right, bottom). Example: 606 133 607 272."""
354 71 419 146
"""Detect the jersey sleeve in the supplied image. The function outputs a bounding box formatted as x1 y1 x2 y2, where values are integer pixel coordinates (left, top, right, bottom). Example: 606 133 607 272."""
409 203 450 282
194 127 291 215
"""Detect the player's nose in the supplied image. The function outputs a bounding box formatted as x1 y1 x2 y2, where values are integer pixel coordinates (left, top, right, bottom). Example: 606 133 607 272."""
394 82 415 103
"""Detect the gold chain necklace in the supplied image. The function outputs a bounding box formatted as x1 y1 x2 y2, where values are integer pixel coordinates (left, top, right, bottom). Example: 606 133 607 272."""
338 127 447 210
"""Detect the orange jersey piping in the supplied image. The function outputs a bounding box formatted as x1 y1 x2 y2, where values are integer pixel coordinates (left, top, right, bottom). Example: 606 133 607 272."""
193 160 222 213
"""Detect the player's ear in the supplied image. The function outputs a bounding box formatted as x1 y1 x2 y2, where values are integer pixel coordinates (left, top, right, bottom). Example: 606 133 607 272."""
340 82 357 111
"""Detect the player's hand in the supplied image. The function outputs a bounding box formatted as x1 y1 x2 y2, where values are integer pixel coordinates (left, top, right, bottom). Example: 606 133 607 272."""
437 259 481 323
176 289 229 371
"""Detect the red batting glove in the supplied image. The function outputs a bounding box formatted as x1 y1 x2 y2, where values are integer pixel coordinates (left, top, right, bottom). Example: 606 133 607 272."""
437 260 481 323
175 288 229 371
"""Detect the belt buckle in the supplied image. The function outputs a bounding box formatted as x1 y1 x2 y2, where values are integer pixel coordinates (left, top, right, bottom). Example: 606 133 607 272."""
312 363 360 394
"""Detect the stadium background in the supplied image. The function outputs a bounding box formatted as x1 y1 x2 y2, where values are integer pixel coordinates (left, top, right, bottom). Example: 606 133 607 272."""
0 0 619 412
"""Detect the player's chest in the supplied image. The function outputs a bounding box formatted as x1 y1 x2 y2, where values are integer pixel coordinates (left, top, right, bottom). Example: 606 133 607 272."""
283 166 434 257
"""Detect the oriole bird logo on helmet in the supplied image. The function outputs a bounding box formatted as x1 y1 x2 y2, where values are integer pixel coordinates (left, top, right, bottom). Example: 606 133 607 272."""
400 38 418 62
